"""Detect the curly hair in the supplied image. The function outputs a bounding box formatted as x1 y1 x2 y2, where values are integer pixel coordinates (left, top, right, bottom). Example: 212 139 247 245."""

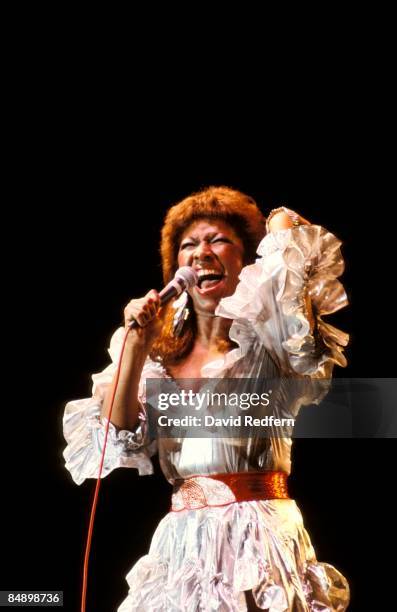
150 186 267 367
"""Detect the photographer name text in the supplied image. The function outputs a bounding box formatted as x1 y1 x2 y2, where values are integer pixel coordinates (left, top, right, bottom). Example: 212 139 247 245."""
157 415 295 427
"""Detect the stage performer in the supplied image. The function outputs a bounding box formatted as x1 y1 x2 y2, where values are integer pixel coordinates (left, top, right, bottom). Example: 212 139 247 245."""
63 186 350 611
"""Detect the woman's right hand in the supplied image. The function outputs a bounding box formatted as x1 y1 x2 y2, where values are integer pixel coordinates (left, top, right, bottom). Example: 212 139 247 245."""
124 289 164 348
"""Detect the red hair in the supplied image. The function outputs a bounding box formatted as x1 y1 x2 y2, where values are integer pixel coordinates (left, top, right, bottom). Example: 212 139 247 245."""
150 186 267 367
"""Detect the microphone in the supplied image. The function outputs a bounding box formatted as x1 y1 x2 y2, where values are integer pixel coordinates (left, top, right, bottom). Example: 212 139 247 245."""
129 266 198 329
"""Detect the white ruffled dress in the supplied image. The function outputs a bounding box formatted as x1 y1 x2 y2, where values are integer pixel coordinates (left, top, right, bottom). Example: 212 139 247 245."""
63 225 350 611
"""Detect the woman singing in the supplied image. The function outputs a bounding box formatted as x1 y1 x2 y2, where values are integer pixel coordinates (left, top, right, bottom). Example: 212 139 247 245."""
63 186 350 611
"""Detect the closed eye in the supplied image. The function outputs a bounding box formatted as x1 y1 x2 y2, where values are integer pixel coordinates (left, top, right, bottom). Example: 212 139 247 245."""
212 237 232 244
179 242 196 250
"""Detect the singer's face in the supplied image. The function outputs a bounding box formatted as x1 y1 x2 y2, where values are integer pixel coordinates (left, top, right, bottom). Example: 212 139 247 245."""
178 219 244 312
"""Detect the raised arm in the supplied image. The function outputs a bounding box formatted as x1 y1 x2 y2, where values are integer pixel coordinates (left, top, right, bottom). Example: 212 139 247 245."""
216 208 349 381
267 208 315 333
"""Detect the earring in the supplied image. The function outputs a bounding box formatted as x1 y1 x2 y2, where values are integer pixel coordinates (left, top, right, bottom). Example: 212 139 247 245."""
172 291 190 337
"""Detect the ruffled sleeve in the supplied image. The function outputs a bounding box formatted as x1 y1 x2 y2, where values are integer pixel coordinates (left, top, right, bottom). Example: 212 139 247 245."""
216 224 349 382
63 327 158 485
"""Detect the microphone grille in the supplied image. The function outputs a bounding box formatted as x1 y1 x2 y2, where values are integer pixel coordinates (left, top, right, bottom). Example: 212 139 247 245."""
174 266 198 288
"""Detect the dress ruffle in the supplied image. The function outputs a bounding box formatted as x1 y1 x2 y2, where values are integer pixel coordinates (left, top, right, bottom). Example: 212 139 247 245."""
216 225 349 380
62 327 159 485
117 499 350 611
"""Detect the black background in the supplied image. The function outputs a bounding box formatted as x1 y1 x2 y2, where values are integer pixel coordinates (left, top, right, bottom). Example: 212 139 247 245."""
2 34 395 611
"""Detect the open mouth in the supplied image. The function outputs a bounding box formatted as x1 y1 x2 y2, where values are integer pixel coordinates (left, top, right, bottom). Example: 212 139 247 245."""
196 271 225 291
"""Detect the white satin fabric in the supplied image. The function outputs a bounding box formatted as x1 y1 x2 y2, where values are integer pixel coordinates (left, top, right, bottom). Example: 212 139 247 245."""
63 225 350 611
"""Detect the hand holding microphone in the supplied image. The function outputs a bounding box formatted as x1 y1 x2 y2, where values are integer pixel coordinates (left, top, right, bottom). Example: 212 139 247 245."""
125 267 198 332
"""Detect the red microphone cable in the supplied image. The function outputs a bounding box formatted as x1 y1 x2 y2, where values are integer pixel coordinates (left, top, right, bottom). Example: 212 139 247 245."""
81 326 132 612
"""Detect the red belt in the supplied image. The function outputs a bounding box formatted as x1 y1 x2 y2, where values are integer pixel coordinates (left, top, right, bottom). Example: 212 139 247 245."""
171 471 290 512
